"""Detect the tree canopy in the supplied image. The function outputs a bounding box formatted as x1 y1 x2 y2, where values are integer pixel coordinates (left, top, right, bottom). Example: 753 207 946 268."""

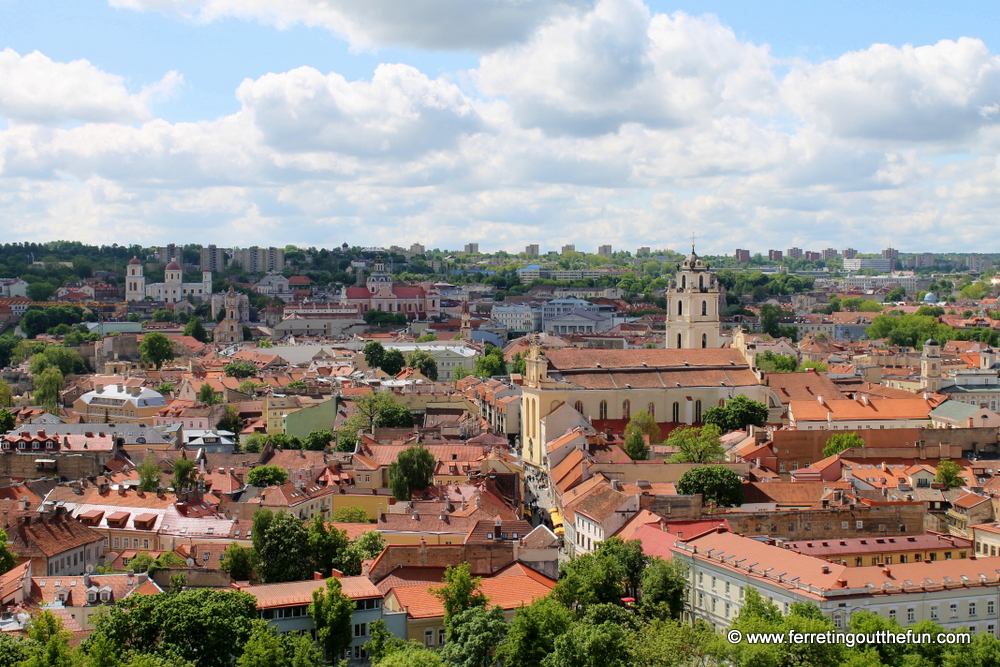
666 424 725 463
388 445 436 501
701 395 768 432
823 432 865 458
675 465 744 507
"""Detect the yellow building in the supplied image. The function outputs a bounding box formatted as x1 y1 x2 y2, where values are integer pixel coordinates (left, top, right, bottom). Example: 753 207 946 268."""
73 384 167 425
263 395 303 433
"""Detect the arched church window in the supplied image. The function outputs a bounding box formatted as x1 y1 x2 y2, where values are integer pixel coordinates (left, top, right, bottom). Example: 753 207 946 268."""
681 276 686 289
672 402 680 422
676 333 682 348
647 403 655 418
574 401 584 415
702 301 707 316
695 400 703 422
599 401 608 420
622 400 631 420
678 301 683 316
702 333 708 348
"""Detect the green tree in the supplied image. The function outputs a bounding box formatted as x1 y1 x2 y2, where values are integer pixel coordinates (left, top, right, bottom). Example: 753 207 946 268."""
363 619 408 665
885 287 906 302
0 379 13 408
150 309 175 323
430 562 488 630
32 366 64 413
439 605 508 667
280 633 324 667
137 455 162 493
405 350 439 381
307 516 351 577
155 382 175 395
363 341 386 369
303 429 333 451
623 433 649 461
183 317 209 343
330 506 370 523
349 531 386 563
29 346 87 376
0 408 14 434
388 445 436 501
241 433 267 453
416 333 438 343
197 383 221 405
245 465 288 487
220 543 257 582
309 577 354 662
624 409 661 444
936 460 964 489
139 332 175 370
381 349 405 375
26 281 56 302
632 619 714 667
823 432 865 458
473 346 506 378
702 395 768 432
21 610 73 667
640 557 688 620
170 458 197 492
254 511 311 583
553 537 647 609
498 596 574 667
754 350 798 373
378 646 445 667
0 527 17 576
666 424 725 463
223 362 257 379
88 588 259 667
675 465 744 507
235 624 284 667
349 391 414 433
541 620 632 667
451 365 473 382
216 405 241 433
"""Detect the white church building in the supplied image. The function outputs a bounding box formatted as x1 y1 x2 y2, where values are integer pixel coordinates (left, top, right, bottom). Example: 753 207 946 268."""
125 258 212 303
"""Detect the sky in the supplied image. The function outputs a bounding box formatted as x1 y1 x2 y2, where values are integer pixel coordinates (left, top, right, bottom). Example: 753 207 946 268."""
3 0 1000 255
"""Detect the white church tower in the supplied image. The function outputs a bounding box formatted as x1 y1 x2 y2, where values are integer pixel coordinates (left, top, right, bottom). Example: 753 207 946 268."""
126 257 145 302
664 244 721 349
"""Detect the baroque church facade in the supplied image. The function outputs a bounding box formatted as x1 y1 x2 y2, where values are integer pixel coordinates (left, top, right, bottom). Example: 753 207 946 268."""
125 258 212 304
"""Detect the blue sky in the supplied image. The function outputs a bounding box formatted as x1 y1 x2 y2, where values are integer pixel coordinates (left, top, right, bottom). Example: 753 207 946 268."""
2 0 1000 254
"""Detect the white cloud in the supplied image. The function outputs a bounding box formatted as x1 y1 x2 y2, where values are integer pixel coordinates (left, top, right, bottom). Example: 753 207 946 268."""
477 0 777 135
0 49 179 125
108 0 596 51
236 64 484 159
785 38 1000 142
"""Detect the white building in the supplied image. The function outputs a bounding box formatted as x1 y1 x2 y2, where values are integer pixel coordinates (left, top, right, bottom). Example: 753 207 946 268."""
381 342 481 381
492 305 542 333
0 279 28 298
675 529 1000 635
843 258 893 272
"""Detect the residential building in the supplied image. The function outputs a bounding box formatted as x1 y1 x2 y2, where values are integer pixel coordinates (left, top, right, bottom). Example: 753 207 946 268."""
561 244 576 254
675 529 1000 633
783 533 973 567
525 244 539 257
73 384 168 425
787 247 803 260
463 243 479 255
735 249 750 263
768 250 783 261
842 248 858 260
234 576 393 665
843 258 893 272
200 245 228 272
232 246 285 273
376 342 479 382
786 395 940 430
30 572 160 630
0 278 28 298
822 248 838 260
6 510 105 577
597 245 613 258
156 245 183 265
491 304 542 333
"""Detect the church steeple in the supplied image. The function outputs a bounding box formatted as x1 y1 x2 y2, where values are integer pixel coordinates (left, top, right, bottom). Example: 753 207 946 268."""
665 243 720 349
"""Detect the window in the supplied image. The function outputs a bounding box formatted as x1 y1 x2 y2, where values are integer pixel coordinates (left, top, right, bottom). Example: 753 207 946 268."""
622 400 631 420
855 557 863 567
889 609 896 621
438 629 446 645
672 402 680 422
599 401 608 420
907 608 915 622
950 603 958 618
647 403 655 418
701 300 707 316
841 522 849 530
424 630 434 647
931 605 938 620
702 333 707 348
678 301 683 316
676 333 682 348
989 600 995 616
970 602 977 617
900 555 907 563
695 400 702 423
354 623 368 637
945 552 952 560
574 401 584 415
113 538 120 548
855 521 863 529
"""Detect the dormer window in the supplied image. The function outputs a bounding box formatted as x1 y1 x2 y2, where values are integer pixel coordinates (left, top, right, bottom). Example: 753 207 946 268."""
101 591 110 602
1 442 8 450
32 442 39 449
46 441 55 449
18 441 26 449
87 592 96 603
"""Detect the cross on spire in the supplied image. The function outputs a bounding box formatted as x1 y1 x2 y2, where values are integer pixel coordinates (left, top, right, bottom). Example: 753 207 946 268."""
691 232 697 253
